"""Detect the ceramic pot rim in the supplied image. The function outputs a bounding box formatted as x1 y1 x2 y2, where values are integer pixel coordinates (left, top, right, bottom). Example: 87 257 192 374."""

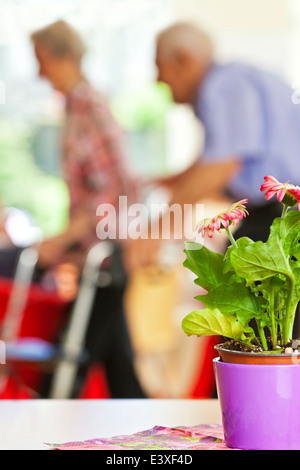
214 343 300 365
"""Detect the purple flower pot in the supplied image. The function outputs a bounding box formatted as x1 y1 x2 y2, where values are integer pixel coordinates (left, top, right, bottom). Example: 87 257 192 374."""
213 357 300 450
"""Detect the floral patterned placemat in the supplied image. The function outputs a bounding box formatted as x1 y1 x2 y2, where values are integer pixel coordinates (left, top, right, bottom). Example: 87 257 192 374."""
46 424 234 450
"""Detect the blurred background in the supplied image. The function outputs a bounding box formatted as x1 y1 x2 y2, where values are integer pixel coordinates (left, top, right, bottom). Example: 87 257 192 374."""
0 0 299 399
2 0 299 239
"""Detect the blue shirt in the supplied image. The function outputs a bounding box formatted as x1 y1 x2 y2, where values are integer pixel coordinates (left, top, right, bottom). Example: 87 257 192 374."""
195 62 300 206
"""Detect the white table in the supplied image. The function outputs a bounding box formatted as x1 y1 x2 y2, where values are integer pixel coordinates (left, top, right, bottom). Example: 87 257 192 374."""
0 399 221 450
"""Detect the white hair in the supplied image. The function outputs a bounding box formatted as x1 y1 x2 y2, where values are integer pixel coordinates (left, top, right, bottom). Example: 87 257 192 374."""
156 22 214 62
31 20 87 63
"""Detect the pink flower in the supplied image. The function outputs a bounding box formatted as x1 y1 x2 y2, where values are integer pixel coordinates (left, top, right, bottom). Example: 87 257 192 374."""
197 199 248 239
260 175 300 210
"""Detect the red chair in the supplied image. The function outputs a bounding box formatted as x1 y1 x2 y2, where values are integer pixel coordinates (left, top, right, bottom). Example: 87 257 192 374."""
0 247 71 397
0 279 71 394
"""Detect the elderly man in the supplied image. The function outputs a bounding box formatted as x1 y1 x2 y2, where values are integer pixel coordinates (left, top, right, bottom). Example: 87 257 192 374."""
124 22 300 272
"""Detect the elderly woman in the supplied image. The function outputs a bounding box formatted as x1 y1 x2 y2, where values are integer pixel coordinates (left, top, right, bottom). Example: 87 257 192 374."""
30 20 145 398
31 20 133 267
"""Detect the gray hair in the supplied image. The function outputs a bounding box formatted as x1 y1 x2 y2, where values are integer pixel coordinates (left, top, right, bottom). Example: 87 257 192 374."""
156 22 214 62
31 20 87 63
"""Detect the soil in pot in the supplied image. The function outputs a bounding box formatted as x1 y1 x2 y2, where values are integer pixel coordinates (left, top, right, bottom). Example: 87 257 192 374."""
215 338 300 365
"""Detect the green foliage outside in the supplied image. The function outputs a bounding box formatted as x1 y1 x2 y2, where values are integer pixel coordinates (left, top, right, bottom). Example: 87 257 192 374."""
0 120 69 237
112 82 172 131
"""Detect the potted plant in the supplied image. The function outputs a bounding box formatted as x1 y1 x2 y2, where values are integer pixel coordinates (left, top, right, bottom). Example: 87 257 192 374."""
181 175 300 450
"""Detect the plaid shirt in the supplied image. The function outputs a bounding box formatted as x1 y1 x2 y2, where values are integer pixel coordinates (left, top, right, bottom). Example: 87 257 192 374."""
62 79 136 248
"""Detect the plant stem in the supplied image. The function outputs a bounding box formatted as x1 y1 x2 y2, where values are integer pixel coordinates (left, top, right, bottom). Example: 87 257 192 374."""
269 288 277 349
281 205 289 218
282 279 295 345
287 304 298 341
225 228 238 248
278 307 285 345
256 320 268 350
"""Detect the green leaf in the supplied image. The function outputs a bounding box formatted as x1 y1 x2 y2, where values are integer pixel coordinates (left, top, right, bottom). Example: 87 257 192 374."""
269 211 300 258
287 262 300 316
196 282 261 324
182 308 245 339
223 236 254 274
230 239 293 285
270 212 300 315
183 241 225 290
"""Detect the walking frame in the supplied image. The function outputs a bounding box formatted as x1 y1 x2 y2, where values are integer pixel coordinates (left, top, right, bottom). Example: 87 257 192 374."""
0 241 114 399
